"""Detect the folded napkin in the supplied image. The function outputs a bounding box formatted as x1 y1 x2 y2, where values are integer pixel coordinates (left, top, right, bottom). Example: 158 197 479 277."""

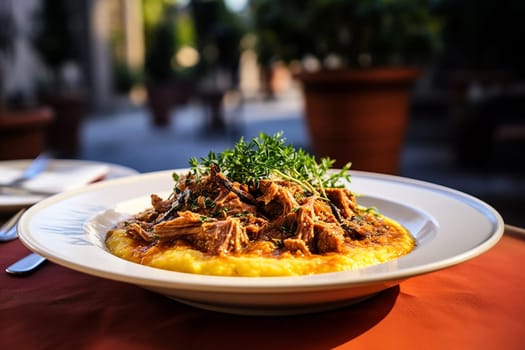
0 163 109 194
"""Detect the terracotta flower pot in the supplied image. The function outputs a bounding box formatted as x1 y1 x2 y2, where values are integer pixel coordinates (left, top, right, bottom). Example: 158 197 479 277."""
0 107 54 160
43 93 86 158
147 83 174 127
146 81 193 127
298 68 421 174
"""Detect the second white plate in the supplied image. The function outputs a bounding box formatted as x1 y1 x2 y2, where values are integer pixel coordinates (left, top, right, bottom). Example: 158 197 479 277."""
0 159 138 212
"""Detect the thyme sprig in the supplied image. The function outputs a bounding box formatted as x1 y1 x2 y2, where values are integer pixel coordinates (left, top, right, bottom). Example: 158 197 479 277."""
188 132 351 197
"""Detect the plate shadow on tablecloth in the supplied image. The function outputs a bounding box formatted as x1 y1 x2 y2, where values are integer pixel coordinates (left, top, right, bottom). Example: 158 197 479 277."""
130 285 400 350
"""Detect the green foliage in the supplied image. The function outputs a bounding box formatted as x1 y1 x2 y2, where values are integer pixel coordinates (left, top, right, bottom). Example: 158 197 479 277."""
188 132 352 197
250 0 443 68
144 15 178 82
190 0 247 77
174 11 197 47
142 0 168 44
33 0 76 70
142 0 246 83
143 1 198 83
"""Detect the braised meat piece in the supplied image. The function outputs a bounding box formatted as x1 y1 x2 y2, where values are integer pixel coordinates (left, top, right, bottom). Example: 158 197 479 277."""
123 168 373 257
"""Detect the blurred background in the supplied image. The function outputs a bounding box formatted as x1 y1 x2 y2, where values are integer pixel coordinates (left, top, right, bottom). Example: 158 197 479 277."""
0 0 524 226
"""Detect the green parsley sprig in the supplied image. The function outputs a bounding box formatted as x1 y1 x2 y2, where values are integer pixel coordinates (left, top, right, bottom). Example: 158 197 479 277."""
188 132 351 198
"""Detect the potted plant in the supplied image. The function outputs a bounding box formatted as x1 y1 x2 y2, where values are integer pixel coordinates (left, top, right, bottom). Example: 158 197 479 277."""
0 0 53 160
250 0 443 174
190 0 246 129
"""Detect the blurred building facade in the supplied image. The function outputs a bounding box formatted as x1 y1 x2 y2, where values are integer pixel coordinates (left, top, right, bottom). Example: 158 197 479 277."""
4 0 523 165
4 0 143 111
6 0 270 113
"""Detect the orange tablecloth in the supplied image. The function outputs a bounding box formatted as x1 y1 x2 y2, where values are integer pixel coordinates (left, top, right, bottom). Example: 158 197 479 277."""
1 229 524 350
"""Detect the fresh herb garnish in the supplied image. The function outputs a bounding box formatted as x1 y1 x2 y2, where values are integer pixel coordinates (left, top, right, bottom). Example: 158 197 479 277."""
188 132 351 198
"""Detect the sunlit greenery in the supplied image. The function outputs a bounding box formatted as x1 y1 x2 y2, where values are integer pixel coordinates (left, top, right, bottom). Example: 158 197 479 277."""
142 0 198 81
250 0 443 68
142 0 246 82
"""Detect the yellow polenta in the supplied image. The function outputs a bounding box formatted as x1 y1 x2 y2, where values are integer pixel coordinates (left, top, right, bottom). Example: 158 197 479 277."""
105 215 414 277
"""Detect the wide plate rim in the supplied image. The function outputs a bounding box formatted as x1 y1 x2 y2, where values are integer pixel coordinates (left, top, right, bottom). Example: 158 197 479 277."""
17 169 505 293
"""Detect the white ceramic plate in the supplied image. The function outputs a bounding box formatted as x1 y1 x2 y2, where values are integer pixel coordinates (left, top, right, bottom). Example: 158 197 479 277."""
0 159 138 212
17 170 504 315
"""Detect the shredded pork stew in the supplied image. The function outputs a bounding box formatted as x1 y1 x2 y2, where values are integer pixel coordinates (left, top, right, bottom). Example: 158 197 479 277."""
116 164 405 257
106 133 414 275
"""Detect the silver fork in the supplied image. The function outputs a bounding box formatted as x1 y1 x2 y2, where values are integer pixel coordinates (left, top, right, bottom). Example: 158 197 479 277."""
0 208 26 242
6 252 46 275
1 212 47 275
